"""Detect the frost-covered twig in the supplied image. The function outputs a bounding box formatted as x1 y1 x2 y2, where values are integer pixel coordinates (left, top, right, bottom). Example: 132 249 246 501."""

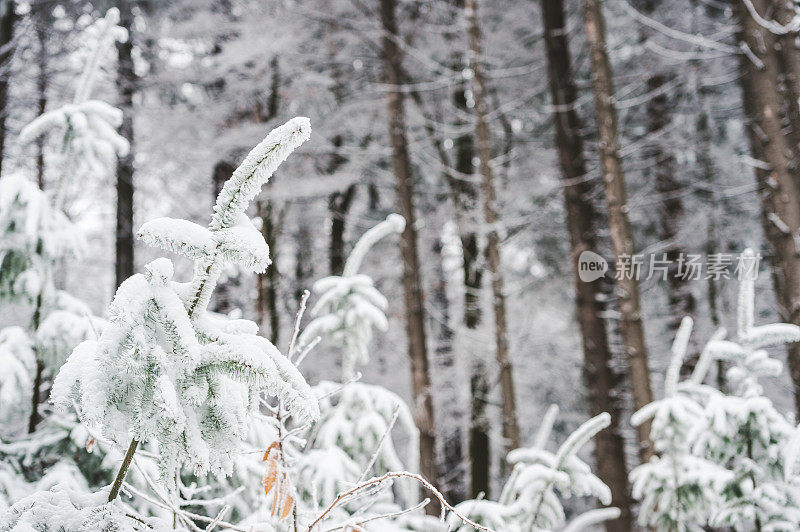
322 498 431 532
342 214 405 277
288 290 311 361
356 405 400 484
306 471 495 532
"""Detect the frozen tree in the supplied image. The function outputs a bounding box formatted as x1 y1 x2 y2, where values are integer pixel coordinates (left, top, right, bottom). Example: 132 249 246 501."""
448 406 619 531
300 213 405 379
630 318 731 531
19 8 128 206
0 173 79 305
0 327 34 430
52 117 319 509
305 380 420 508
632 250 800 531
1 485 185 531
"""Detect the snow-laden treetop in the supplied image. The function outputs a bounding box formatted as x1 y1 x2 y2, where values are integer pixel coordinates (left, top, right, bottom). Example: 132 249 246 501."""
52 117 318 479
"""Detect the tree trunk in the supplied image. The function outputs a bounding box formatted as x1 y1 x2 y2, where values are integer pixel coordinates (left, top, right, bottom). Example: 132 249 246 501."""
378 0 437 512
35 12 46 189
454 89 490 503
430 237 464 504
769 0 800 175
328 181 356 276
465 0 521 456
257 197 280 346
540 1 632 528
211 161 236 314
294 220 313 302
0 0 15 177
581 0 655 462
115 1 135 289
441 1 488 499
735 0 800 416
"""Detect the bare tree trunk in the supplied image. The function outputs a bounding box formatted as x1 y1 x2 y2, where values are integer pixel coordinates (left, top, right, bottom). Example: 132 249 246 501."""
438 2 489 499
430 236 464 503
540 1 632 528
769 0 800 173
115 0 135 289
465 0 521 455
581 0 655 462
735 0 800 416
0 0 15 177
211 161 236 314
454 87 490 503
294 220 313 301
378 0 437 512
257 197 280 346
35 12 46 188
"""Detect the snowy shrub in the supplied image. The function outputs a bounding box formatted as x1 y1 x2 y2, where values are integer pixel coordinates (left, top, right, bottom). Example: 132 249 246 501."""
300 213 405 378
632 249 800 531
0 328 35 430
19 8 128 202
630 318 732 531
52 117 319 483
0 174 79 304
448 405 619 532
0 485 181 531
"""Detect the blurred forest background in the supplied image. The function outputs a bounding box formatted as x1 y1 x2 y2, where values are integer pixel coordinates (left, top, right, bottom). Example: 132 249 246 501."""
2 0 800 529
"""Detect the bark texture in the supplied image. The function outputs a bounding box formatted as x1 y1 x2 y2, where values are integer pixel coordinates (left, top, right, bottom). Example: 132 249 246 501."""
581 0 655 461
735 0 800 415
115 1 135 289
465 0 521 454
0 0 15 177
378 0 437 511
541 1 632 528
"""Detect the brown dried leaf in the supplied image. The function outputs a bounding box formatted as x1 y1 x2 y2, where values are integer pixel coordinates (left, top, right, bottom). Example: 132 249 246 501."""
279 494 294 520
263 459 278 495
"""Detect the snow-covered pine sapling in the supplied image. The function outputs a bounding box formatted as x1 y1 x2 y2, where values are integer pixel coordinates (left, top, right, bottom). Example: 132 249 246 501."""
632 250 800 531
300 214 405 379
303 380 420 508
0 173 84 434
19 8 128 206
449 406 619 531
630 318 731 531
52 117 319 505
691 250 800 531
0 328 35 430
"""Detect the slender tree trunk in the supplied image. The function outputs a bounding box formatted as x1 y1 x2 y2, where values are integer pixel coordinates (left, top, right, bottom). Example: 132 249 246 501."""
35 14 46 188
328 183 356 276
453 89 490 502
378 0 437 512
430 237 464 504
294 220 313 301
28 286 44 434
115 1 135 289
28 16 47 432
540 1 632 528
257 197 280 346
211 161 236 314
465 0 520 454
735 0 800 415
439 3 488 499
0 0 14 177
769 0 800 173
581 0 655 462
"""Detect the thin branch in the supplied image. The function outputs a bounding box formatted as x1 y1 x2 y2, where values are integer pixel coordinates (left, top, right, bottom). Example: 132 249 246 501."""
356 405 400 484
306 472 495 532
